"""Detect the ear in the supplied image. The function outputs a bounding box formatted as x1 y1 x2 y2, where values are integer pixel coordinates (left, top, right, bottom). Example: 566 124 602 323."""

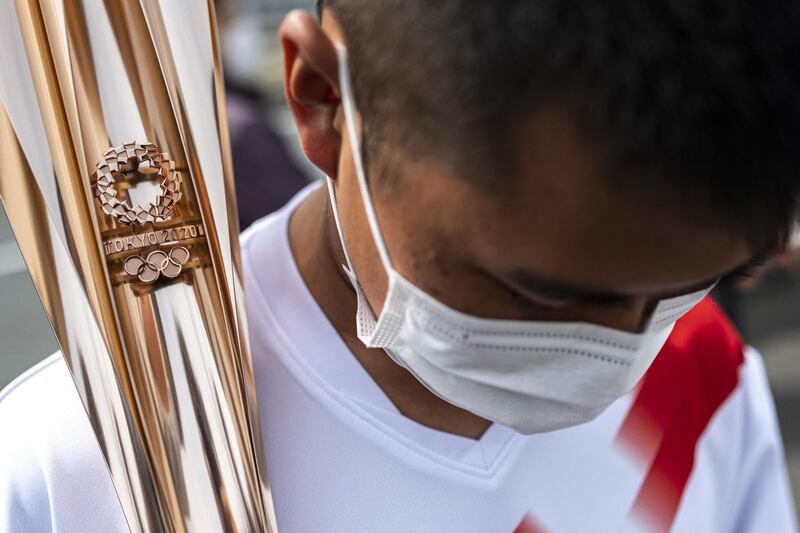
280 10 342 178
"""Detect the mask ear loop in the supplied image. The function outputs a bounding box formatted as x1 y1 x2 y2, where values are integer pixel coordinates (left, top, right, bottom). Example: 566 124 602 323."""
335 44 395 275
325 176 357 276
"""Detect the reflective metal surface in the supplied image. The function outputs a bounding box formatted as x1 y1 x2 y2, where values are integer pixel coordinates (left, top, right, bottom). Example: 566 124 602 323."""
0 0 278 531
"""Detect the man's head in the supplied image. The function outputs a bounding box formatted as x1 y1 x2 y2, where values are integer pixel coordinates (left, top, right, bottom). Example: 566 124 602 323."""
280 1 800 331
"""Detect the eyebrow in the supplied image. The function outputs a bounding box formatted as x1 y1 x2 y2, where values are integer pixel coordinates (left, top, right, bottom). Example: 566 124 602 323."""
502 251 773 303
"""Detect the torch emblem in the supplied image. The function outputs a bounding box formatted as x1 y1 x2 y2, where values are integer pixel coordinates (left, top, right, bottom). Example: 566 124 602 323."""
93 141 203 284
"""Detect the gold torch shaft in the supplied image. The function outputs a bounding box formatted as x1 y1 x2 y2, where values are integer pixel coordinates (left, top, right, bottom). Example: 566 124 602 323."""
0 0 278 531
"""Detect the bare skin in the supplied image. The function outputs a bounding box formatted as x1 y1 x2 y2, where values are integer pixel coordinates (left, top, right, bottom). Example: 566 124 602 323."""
280 10 755 439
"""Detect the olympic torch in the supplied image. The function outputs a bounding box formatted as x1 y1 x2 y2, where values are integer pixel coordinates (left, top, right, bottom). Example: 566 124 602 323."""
0 0 278 531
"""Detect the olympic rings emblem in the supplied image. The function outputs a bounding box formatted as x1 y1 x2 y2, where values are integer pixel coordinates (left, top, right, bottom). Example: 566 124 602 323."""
93 141 182 225
123 247 191 283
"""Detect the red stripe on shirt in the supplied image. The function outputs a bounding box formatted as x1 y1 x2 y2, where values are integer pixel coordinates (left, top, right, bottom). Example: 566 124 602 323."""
616 297 744 532
514 513 547 533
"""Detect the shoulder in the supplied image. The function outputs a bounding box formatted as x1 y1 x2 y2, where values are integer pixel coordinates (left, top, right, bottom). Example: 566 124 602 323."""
0 352 80 436
619 298 796 531
240 181 321 310
645 297 745 401
619 297 748 457
630 295 782 453
0 354 68 531
0 353 127 532
662 296 743 366
625 298 746 437
641 297 780 429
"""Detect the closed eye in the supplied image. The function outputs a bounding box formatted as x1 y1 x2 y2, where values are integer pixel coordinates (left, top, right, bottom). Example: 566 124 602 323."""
496 276 631 310
718 252 772 285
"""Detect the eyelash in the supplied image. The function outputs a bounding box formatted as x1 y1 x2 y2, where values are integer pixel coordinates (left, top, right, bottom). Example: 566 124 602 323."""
719 264 761 285
505 285 628 310
574 294 631 306
495 254 770 310
719 255 772 285
501 284 567 309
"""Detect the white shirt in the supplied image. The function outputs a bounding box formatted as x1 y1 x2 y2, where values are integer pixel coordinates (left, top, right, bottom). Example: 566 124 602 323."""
1 184 797 532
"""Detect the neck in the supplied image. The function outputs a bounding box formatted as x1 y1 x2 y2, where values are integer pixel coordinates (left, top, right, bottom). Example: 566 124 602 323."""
288 184 492 440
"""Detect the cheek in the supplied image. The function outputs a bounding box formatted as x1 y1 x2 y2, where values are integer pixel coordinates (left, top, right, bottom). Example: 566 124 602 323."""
334 178 391 314
352 203 654 330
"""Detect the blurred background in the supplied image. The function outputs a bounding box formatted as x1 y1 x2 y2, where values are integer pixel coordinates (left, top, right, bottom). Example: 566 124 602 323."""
1 0 799 516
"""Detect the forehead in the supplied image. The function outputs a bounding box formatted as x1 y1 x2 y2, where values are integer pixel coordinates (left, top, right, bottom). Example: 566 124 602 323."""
388 108 754 295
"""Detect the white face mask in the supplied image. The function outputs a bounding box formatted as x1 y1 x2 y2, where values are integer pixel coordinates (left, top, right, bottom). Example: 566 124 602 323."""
330 44 714 434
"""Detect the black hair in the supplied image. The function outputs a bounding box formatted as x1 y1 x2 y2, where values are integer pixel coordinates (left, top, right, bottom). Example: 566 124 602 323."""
319 0 800 251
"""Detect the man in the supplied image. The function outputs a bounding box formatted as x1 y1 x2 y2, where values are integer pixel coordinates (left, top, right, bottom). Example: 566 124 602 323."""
2 1 799 532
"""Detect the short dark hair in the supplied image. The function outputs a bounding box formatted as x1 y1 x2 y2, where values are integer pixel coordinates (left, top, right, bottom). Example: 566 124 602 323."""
319 0 800 251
